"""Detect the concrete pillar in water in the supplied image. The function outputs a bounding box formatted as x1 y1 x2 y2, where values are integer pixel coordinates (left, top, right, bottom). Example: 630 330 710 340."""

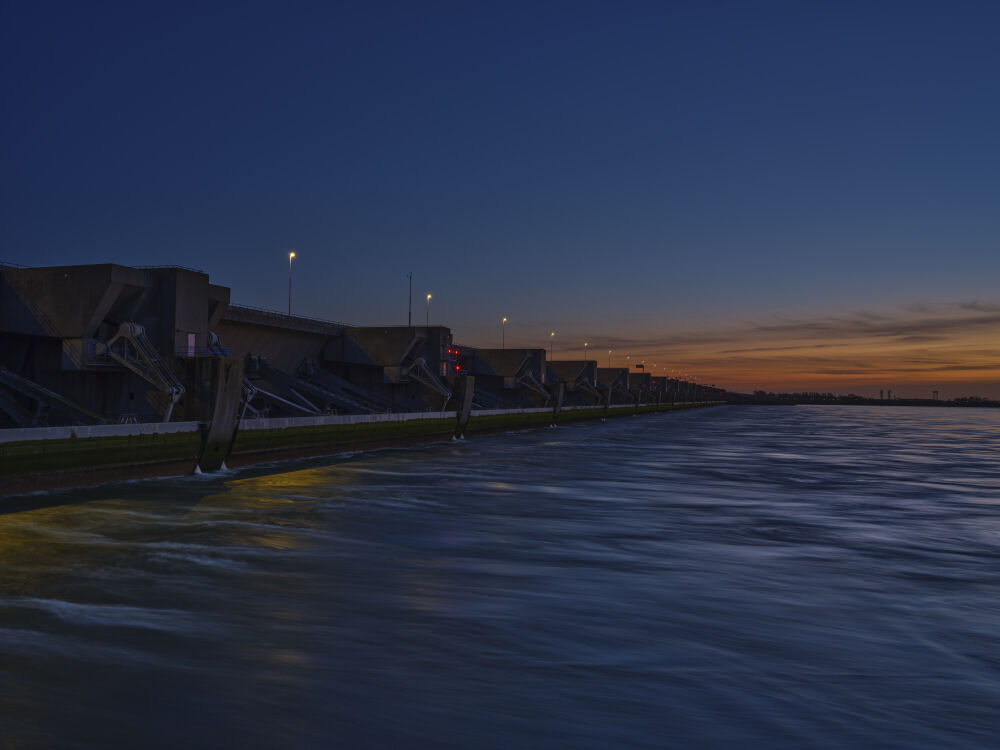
198 356 244 472
550 382 565 424
454 375 475 439
603 384 613 414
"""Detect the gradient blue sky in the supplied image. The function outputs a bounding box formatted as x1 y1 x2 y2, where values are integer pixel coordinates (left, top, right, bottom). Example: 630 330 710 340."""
2 1 998 395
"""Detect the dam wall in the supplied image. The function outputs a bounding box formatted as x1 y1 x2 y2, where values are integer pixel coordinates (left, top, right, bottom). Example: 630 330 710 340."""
0 401 721 496
1 262 726 430
1 260 727 495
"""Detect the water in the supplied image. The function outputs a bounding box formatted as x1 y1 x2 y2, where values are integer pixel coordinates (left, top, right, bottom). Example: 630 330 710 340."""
2 406 999 748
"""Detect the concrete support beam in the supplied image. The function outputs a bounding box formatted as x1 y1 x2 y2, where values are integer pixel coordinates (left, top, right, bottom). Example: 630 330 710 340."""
83 281 124 338
550 382 565 424
453 375 475 438
198 357 245 472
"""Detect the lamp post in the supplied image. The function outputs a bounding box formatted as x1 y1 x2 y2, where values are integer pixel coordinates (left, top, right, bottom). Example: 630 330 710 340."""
608 349 613 368
407 272 413 326
288 251 296 315
549 331 555 360
501 317 507 349
426 293 432 326
584 341 589 358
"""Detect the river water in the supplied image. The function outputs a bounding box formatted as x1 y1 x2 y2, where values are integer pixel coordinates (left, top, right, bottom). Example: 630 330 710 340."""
1 406 999 748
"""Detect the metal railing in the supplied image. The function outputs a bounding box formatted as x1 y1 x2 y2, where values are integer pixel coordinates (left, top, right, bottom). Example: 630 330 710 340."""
136 264 207 274
2 262 211 273
175 345 233 358
226 303 352 328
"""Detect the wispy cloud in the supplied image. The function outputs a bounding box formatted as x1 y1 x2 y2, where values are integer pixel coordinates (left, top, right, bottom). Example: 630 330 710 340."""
464 299 1000 396
590 301 1000 396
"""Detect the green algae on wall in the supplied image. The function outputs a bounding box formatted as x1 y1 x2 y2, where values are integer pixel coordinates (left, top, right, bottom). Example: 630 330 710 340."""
228 415 459 462
0 403 725 496
0 430 203 478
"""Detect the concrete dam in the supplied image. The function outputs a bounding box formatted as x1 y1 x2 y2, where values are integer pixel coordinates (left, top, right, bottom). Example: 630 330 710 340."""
0 263 724 494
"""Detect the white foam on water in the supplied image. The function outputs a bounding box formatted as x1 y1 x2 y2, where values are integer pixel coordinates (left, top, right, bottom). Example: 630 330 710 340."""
150 552 252 572
4 598 218 634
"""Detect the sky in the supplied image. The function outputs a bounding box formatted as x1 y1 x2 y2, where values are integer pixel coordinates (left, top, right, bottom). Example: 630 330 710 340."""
2 1 998 397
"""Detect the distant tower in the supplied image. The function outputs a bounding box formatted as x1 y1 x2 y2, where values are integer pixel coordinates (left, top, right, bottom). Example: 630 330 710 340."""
933 390 939 401
880 389 884 401
887 389 892 401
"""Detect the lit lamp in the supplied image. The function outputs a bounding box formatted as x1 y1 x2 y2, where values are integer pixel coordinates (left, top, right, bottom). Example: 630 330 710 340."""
288 251 296 315
426 293 432 326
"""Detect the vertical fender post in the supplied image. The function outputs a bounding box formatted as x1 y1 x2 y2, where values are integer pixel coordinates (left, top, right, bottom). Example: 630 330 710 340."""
198 357 245 472
550 382 565 425
454 375 475 439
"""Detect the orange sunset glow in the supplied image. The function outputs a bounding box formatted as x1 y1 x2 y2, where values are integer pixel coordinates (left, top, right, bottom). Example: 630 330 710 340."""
541 301 1000 399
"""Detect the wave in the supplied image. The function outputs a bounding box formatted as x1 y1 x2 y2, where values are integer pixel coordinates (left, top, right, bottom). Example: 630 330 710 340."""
2 598 219 635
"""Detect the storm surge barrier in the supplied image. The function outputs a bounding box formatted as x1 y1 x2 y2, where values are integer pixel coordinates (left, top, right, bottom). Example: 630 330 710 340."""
0 400 721 496
1 262 726 495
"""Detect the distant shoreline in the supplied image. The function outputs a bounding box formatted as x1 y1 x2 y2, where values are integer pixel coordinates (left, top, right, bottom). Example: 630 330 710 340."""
729 397 999 408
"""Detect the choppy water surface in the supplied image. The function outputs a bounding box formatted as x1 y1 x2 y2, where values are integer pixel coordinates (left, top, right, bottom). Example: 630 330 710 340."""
2 406 999 748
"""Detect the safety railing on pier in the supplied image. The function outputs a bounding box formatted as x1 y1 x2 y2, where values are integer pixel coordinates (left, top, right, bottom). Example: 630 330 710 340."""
225 303 353 328
136 264 208 273
3 262 211 273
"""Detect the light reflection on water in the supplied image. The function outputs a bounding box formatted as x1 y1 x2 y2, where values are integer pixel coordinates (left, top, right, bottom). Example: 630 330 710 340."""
1 405 999 748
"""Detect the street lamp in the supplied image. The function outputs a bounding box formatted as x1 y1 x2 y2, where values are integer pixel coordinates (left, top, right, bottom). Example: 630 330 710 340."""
288 251 296 315
549 331 555 360
584 342 589 358
426 293 432 326
501 317 507 349
608 349 613 368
